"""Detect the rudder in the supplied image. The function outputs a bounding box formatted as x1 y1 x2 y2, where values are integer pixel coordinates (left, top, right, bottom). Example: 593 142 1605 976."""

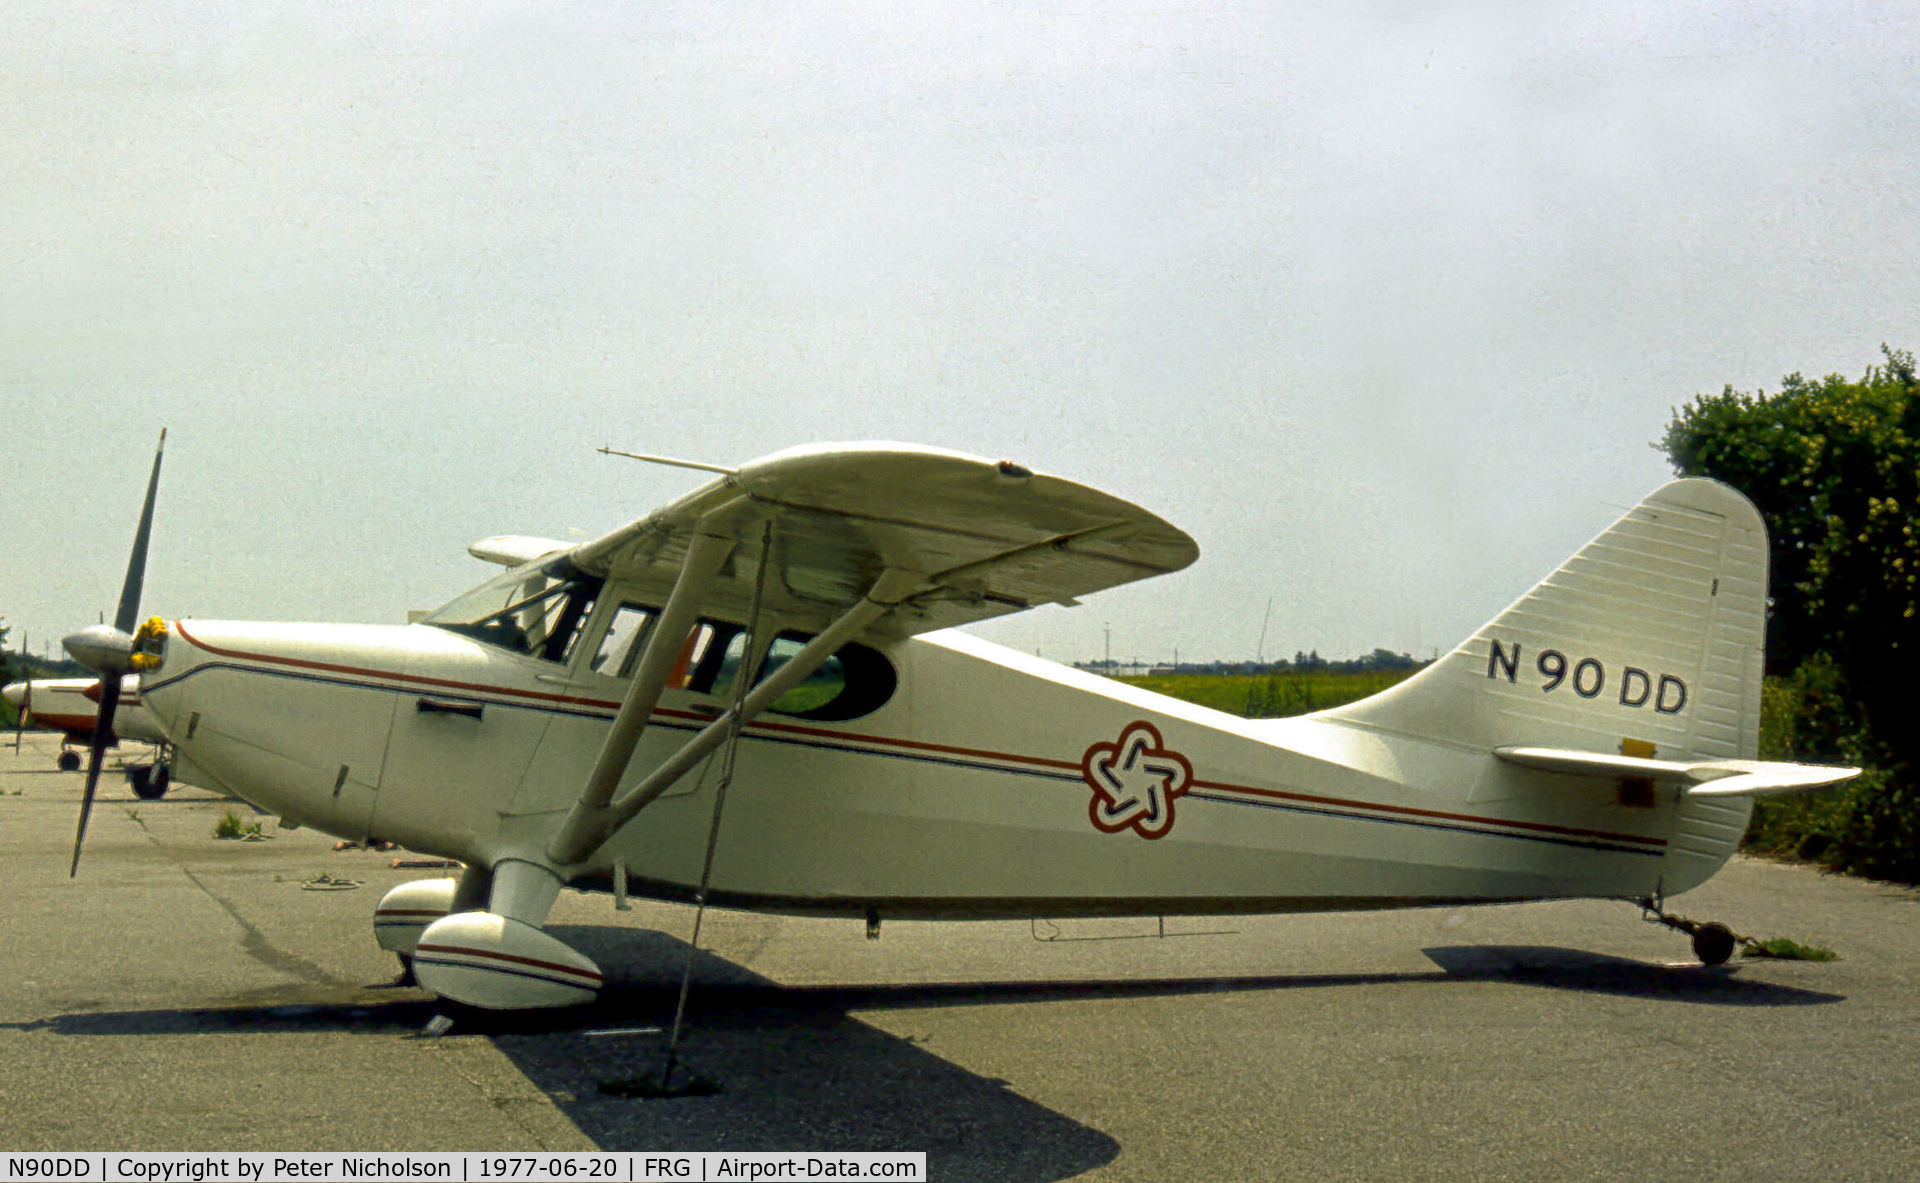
1321 478 1768 764
1317 478 1770 891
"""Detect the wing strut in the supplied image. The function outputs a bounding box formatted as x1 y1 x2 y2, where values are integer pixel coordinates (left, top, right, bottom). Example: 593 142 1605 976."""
547 529 736 866
547 564 924 867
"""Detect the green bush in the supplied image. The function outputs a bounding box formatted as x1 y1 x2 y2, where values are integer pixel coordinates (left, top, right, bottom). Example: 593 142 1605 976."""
213 809 262 840
1747 654 1915 881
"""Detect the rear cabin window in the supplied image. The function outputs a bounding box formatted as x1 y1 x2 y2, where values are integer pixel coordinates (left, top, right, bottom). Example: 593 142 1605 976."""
703 627 897 721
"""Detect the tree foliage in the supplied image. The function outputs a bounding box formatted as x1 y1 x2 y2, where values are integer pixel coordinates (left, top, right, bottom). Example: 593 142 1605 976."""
1662 346 1919 880
0 617 15 729
1662 345 1919 688
1747 653 1914 880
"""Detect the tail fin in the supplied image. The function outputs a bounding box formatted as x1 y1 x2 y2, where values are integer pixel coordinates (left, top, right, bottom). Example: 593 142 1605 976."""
1322 478 1768 763
1319 478 1771 892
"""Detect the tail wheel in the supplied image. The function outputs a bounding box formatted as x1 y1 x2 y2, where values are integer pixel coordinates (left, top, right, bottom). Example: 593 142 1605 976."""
1692 922 1737 966
58 750 81 772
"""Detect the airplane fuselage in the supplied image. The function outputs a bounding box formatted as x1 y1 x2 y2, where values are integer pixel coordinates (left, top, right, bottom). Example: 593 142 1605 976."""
143 616 1744 920
2 676 163 745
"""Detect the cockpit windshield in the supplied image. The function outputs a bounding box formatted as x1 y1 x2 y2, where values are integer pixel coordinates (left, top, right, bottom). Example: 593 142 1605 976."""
422 558 603 662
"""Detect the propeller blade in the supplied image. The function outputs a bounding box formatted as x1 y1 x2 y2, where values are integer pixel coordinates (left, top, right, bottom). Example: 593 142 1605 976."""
66 428 165 876
114 429 166 635
70 677 122 877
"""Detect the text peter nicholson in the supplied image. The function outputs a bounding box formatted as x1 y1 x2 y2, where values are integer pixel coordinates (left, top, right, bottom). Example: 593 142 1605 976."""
2 1152 926 1182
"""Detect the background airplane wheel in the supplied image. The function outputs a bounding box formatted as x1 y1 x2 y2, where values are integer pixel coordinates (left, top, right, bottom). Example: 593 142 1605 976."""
1692 922 1737 966
58 750 81 772
129 765 168 800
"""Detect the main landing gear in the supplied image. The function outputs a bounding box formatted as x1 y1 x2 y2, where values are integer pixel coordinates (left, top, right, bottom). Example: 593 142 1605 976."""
1638 897 1740 966
57 741 171 799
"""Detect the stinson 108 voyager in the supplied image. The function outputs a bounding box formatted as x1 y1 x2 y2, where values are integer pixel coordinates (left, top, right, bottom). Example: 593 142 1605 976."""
41 436 1855 1011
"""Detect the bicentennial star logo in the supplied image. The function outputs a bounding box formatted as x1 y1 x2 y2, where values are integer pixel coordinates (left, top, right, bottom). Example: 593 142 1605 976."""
1080 721 1194 839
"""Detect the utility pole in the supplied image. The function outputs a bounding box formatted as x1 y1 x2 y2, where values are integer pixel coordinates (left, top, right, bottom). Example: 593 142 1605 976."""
1103 622 1111 669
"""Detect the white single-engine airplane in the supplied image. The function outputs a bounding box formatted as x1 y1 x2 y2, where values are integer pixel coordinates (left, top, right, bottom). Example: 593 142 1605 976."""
61 434 1857 1012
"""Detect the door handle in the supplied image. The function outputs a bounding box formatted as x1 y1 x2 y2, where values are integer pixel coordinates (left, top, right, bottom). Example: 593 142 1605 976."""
416 697 484 720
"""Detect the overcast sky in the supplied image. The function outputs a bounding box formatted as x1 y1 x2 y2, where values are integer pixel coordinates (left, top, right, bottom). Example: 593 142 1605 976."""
4 2 1916 668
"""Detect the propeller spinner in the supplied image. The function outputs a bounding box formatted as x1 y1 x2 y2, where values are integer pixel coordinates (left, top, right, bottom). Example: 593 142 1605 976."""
62 428 166 876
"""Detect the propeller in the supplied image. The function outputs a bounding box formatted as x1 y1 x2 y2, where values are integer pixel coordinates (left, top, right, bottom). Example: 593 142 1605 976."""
63 428 166 877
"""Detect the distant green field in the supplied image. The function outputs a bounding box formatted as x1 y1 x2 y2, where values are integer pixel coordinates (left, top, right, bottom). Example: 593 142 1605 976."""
1119 667 1424 718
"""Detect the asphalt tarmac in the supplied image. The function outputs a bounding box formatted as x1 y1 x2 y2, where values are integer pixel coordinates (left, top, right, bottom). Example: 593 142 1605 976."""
1 730 1914 1181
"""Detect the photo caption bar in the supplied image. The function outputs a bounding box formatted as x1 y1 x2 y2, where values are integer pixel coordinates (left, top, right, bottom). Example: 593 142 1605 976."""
0 1153 925 1183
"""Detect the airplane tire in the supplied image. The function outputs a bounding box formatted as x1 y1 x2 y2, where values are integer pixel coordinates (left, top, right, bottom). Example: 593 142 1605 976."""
129 766 168 801
57 750 81 772
1692 922 1736 966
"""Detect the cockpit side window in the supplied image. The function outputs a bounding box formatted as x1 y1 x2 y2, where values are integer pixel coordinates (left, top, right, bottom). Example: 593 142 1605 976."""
423 559 603 662
567 598 898 722
591 604 658 678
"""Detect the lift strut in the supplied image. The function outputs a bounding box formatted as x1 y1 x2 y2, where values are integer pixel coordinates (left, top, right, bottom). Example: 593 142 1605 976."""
548 528 923 867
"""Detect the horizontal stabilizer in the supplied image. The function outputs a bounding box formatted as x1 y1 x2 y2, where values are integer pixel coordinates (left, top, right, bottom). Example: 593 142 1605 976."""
1494 745 1860 798
468 535 571 567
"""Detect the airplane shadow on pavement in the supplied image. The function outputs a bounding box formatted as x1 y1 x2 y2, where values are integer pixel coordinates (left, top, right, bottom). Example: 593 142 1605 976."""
4 926 1122 1183
495 926 1121 1182
1422 945 1845 1004
3 933 1839 1179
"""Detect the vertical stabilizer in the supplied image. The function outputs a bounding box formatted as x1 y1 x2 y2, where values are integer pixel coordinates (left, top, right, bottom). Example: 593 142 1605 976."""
1321 478 1767 759
1318 479 1769 888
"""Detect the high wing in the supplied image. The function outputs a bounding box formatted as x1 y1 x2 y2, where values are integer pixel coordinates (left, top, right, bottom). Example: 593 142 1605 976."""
1495 745 1861 797
566 442 1199 637
542 443 1197 866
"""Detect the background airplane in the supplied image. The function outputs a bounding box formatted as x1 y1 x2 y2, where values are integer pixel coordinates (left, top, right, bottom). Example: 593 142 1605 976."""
4 675 172 794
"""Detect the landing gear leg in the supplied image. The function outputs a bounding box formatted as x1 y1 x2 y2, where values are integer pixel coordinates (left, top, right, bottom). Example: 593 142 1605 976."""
1638 897 1742 966
410 859 603 1011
